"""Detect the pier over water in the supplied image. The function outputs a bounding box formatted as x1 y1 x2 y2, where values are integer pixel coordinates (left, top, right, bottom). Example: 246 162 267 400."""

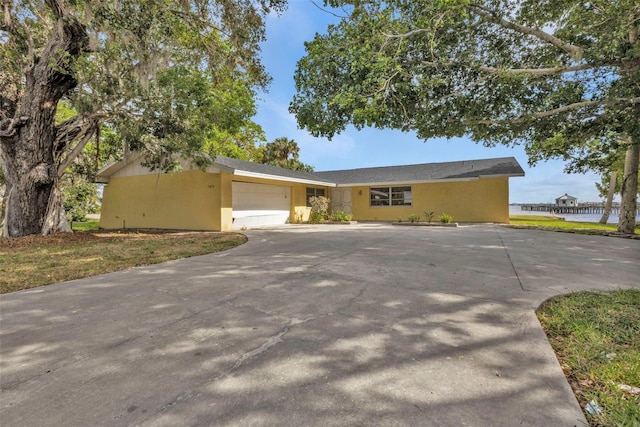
519 204 640 215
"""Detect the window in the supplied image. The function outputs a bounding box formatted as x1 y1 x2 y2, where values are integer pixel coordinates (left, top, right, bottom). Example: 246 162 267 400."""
370 186 412 207
306 187 326 207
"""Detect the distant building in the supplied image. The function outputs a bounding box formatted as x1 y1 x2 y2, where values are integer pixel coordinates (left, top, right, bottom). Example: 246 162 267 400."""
555 193 578 207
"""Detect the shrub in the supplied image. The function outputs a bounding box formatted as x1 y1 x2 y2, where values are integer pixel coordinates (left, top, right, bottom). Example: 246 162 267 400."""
309 196 330 223
62 182 100 222
424 211 435 223
439 213 453 223
331 210 352 222
408 213 421 223
308 212 324 224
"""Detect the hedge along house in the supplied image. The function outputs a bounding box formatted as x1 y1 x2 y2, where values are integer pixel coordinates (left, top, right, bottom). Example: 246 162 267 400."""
96 154 524 231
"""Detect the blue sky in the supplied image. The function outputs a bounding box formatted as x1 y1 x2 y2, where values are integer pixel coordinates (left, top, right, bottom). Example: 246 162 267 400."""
254 1 604 204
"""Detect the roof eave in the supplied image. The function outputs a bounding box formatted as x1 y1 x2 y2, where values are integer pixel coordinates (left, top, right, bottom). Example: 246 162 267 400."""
95 152 146 183
477 173 526 178
333 173 524 187
231 170 336 187
334 177 480 187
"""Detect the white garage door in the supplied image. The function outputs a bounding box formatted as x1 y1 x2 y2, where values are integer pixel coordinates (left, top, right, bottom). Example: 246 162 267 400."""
232 182 291 229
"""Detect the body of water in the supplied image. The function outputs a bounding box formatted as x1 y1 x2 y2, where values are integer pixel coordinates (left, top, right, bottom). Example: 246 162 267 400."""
509 205 640 225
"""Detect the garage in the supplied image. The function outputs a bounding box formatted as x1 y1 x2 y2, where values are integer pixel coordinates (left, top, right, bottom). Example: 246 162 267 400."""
232 181 291 229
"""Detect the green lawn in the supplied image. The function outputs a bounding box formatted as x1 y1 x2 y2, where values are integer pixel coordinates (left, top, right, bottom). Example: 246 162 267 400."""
0 230 246 293
537 290 640 426
509 215 640 235
70 219 100 231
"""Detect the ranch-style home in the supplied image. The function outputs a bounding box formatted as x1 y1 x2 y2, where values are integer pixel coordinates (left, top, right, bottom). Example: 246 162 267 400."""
96 154 525 231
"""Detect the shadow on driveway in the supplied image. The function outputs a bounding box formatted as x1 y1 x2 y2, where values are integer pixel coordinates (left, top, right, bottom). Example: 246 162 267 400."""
1 224 638 426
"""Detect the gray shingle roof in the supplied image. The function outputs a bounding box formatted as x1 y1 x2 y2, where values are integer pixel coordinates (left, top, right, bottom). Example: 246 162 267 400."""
214 156 334 184
99 154 524 186
556 193 577 200
313 157 525 185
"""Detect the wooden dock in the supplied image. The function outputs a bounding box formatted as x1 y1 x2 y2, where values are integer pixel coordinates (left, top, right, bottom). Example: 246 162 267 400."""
518 204 630 215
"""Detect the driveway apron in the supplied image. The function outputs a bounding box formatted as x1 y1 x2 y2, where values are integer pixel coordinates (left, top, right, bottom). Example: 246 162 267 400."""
1 224 638 426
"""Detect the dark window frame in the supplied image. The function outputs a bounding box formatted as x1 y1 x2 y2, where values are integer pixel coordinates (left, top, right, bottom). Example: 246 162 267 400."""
370 186 412 207
306 187 326 207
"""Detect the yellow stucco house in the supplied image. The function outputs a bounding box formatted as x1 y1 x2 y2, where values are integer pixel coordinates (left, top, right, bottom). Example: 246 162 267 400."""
96 154 524 231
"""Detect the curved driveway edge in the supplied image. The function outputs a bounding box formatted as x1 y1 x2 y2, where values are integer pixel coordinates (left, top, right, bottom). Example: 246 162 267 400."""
1 224 638 426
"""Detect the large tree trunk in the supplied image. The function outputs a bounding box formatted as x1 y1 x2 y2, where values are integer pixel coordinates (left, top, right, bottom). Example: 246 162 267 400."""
0 12 88 237
599 171 617 224
617 142 639 234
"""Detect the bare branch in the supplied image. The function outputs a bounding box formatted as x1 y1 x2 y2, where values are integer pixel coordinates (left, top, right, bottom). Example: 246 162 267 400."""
57 128 97 177
53 114 104 155
310 1 350 20
467 4 583 61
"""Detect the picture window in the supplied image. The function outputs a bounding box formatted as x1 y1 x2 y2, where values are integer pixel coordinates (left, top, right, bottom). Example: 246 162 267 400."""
370 186 412 206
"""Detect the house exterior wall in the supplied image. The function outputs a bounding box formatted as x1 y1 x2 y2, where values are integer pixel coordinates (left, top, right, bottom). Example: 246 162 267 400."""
100 169 334 231
348 177 510 223
99 162 512 230
100 170 222 230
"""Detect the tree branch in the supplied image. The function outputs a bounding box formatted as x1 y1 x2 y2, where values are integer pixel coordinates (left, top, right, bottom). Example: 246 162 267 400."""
53 114 104 158
57 127 97 177
460 98 640 125
310 0 350 20
467 4 584 61
417 60 596 77
477 64 594 76
383 28 429 40
44 0 66 19
434 76 489 104
2 0 10 29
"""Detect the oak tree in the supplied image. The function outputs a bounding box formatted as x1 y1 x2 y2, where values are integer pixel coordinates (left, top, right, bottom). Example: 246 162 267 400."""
0 0 284 237
291 0 640 233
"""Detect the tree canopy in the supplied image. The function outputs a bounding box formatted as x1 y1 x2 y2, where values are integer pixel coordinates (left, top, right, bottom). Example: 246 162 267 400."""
290 0 639 232
292 0 640 143
1 0 284 236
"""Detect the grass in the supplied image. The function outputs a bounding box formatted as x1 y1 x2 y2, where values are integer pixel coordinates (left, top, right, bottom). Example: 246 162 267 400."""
0 230 247 294
537 290 640 426
70 219 100 231
509 215 640 235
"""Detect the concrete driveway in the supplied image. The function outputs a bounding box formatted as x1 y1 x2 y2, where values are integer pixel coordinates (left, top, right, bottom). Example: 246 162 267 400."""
1 224 638 426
